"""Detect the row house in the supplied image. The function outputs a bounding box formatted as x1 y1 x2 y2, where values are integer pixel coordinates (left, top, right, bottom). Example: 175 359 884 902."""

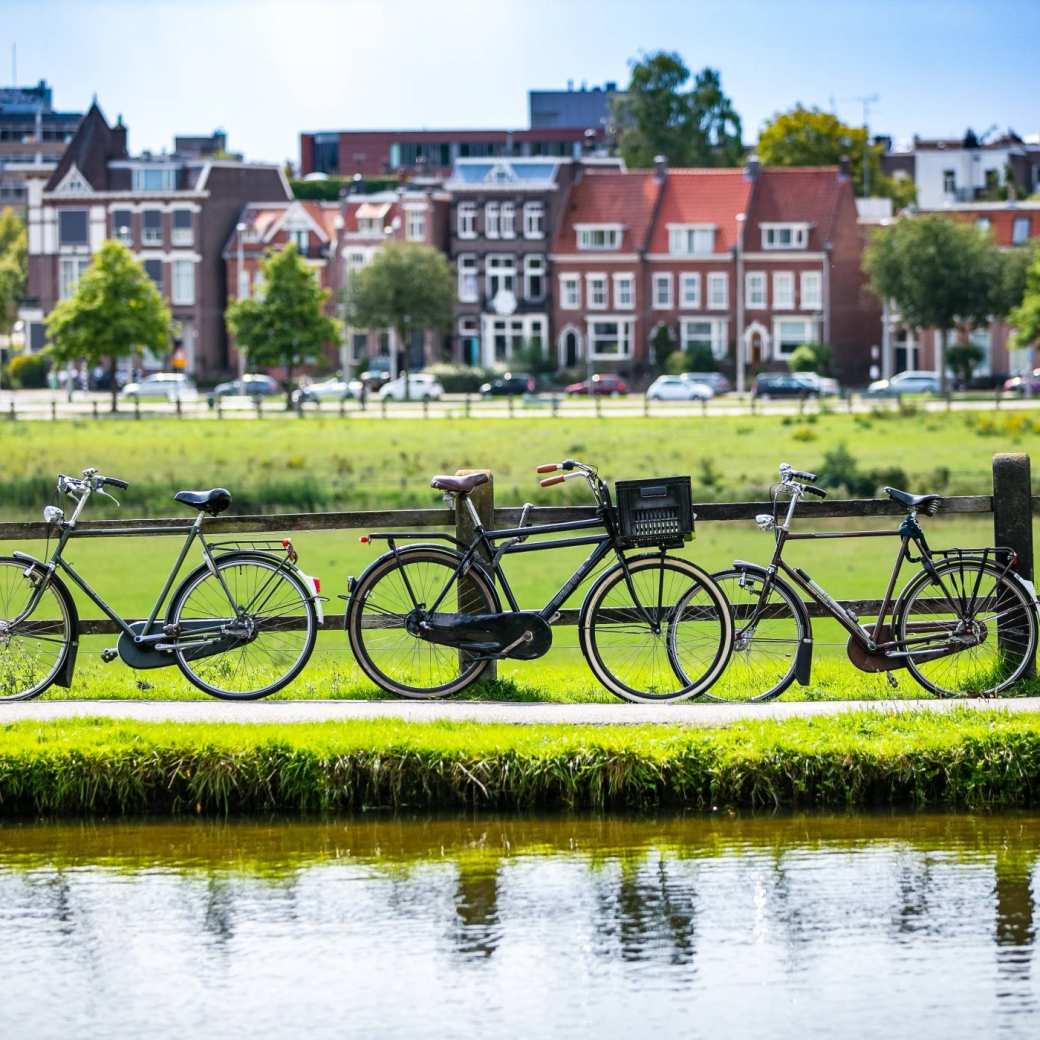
21 102 289 376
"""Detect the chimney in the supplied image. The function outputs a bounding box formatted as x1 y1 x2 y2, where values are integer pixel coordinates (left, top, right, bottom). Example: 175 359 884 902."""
111 115 128 159
838 154 851 181
744 153 760 180
654 154 668 182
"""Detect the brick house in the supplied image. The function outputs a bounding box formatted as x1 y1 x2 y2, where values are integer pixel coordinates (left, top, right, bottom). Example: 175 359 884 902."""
21 102 289 377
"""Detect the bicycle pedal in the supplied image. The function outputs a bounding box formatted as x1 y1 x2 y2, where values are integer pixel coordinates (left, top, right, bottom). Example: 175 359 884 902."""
101 648 118 663
886 672 899 689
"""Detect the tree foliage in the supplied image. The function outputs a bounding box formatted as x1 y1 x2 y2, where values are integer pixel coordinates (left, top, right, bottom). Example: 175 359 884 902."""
651 323 675 370
614 52 743 168
946 341 985 386
226 243 340 407
788 342 832 374
46 239 170 410
1010 247 1040 351
0 207 27 336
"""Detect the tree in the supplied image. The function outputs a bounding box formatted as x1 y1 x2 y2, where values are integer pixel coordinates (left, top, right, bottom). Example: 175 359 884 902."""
651 323 675 370
0 207 27 336
683 340 716 372
787 342 832 374
346 242 453 400
1010 247 1040 353
46 239 170 412
758 105 916 207
225 243 340 408
863 215 1004 393
614 52 743 168
946 340 985 387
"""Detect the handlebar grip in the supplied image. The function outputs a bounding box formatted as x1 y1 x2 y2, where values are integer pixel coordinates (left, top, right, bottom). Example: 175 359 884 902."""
103 477 129 490
803 484 828 499
536 464 559 474
790 469 817 482
540 475 566 487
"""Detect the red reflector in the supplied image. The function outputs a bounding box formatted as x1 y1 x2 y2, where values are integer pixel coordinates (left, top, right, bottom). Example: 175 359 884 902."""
282 538 291 549
359 535 370 544
313 577 321 593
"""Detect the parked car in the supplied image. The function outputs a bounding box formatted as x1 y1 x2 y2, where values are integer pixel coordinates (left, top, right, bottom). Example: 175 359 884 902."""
293 377 354 405
864 371 941 397
646 375 714 401
480 372 538 396
751 373 818 399
565 374 629 396
682 372 732 395
793 372 841 396
378 373 444 402
207 374 281 407
1003 370 1040 395
120 372 199 402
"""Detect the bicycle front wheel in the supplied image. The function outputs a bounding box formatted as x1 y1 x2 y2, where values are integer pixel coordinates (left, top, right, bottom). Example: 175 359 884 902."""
168 554 317 700
895 559 1037 697
580 555 732 703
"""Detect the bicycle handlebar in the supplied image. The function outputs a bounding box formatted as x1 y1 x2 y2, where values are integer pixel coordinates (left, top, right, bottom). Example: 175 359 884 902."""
802 484 828 499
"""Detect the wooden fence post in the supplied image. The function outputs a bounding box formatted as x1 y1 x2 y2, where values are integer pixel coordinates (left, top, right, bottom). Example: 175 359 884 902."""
454 468 496 683
992 452 1035 676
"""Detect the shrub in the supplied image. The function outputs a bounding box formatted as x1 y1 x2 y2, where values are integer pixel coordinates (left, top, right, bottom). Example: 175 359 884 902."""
5 352 50 389
664 350 687 375
683 341 716 372
425 363 496 393
817 443 907 497
788 342 833 374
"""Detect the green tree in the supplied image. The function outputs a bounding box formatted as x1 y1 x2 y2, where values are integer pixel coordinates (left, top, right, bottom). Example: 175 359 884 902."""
1010 247 1040 352
46 239 170 412
946 340 985 386
787 342 832 374
758 105 916 206
346 242 453 400
651 323 675 370
863 215 1004 393
683 340 716 372
0 207 27 336
225 243 340 409
614 52 743 168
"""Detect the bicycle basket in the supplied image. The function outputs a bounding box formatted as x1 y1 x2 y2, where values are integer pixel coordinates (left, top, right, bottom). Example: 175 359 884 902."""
615 476 694 547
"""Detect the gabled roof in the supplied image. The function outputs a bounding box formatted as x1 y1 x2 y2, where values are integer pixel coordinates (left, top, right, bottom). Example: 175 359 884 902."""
744 167 848 251
223 200 340 257
552 169 661 254
646 169 753 254
342 196 402 237
44 102 124 192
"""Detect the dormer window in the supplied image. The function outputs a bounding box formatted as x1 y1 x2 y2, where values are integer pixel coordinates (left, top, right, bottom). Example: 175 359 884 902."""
357 217 382 236
576 224 623 251
668 225 715 255
132 167 176 192
761 223 809 250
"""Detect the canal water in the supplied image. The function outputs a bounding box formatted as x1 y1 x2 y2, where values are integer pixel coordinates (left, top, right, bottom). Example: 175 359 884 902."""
1 813 1038 1039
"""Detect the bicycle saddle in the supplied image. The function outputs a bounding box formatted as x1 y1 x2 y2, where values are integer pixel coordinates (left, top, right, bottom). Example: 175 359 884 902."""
883 486 942 515
174 488 232 515
430 472 490 494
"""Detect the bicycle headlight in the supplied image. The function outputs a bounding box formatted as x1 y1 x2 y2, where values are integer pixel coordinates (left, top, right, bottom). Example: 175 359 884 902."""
754 514 775 531
43 505 64 525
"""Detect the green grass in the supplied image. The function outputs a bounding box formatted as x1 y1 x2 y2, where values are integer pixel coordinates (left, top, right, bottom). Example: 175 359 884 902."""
3 712 1040 815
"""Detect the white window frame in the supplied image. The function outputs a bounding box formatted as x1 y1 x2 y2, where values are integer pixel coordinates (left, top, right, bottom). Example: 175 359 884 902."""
485 253 515 298
357 217 381 236
667 224 716 256
576 224 623 251
523 253 545 301
680 272 701 309
406 209 426 242
761 223 809 250
485 202 500 239
559 273 580 310
500 202 516 239
773 317 816 357
457 253 478 303
170 209 193 246
772 271 794 310
800 271 822 310
587 318 634 360
289 228 309 252
613 273 634 310
523 202 545 239
707 272 728 310
652 272 673 309
680 318 729 360
976 217 992 233
237 268 250 300
457 203 477 239
586 273 608 310
141 209 163 246
171 259 195 306
131 167 175 192
745 271 766 309
1012 217 1031 245
59 256 89 299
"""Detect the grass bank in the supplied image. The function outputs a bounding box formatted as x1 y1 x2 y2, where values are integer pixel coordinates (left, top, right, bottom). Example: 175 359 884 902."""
3 711 1040 816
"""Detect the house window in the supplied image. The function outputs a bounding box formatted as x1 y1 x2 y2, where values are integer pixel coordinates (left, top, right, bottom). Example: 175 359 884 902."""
458 316 480 364
774 318 815 357
772 272 794 310
587 319 633 359
613 273 634 310
485 253 515 299
524 254 545 301
457 253 478 302
112 208 133 243
171 260 194 305
457 203 477 238
132 167 175 192
943 170 956 194
668 225 715 255
350 332 368 362
171 209 192 246
652 272 673 309
142 209 163 246
487 316 545 363
406 209 426 241
976 217 992 233
800 271 822 310
357 217 382 236
586 273 607 310
745 271 766 309
290 229 309 251
681 318 728 360
237 268 250 299
500 203 516 238
1013 217 1031 245
58 209 88 246
485 202 500 238
559 273 580 309
143 259 163 290
523 202 545 239
680 272 701 309
59 257 89 299
707 272 728 310
576 224 622 251
761 224 808 250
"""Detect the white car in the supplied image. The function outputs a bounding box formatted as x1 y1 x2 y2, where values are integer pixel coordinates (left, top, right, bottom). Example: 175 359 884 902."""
794 372 841 396
120 372 199 402
294 378 354 404
378 373 444 402
646 375 714 401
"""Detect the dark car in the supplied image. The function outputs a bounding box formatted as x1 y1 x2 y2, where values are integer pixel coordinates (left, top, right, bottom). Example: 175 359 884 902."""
480 372 538 396
1003 370 1040 395
751 373 819 399
207 374 281 407
565 373 629 396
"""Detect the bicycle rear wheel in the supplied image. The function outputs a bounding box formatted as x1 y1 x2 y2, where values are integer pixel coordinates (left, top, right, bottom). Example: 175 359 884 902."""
580 555 732 703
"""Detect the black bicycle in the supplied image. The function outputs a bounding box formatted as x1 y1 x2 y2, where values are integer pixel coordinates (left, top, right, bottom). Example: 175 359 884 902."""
0 468 322 701
345 459 733 702
705 462 1039 701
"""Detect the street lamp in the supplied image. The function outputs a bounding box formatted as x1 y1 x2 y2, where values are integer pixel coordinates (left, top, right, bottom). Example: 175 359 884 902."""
236 221 247 377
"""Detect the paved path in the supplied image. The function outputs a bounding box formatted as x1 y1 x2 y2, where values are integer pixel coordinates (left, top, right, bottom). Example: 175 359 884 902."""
3 697 1040 727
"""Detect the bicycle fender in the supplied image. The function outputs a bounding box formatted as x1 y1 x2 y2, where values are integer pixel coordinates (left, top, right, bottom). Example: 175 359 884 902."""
7 555 80 688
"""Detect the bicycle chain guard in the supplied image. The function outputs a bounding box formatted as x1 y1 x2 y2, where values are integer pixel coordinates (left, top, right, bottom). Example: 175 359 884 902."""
407 610 553 660
846 622 986 673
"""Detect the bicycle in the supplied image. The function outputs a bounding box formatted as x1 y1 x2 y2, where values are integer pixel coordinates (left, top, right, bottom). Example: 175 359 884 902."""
0 468 323 701
702 463 1039 701
345 460 733 702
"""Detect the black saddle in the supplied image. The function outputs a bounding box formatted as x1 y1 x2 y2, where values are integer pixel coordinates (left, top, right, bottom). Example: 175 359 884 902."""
174 488 232 515
883 486 942 516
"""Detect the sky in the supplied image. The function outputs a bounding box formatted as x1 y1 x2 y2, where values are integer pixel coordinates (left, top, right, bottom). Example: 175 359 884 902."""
4 0 1038 166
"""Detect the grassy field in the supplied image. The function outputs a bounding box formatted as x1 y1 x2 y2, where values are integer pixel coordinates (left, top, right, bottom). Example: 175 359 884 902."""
2 711 1040 814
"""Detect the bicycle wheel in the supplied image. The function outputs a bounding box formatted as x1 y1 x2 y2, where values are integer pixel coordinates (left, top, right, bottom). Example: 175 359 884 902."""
895 559 1037 697
0 557 74 701
580 555 732 703
346 546 498 698
698 568 807 702
168 553 317 700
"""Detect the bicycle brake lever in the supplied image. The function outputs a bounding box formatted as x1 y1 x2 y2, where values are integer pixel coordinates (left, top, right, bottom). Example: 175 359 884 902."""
95 488 121 508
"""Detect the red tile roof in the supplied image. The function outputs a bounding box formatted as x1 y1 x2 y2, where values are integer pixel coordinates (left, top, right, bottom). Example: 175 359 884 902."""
553 170 661 253
919 206 1040 247
744 167 848 251
647 168 753 253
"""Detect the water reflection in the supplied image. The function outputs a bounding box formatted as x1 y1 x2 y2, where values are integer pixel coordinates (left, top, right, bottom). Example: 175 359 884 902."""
0 813 1038 1039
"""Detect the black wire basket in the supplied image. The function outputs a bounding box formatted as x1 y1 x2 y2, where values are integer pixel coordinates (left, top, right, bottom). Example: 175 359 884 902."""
615 476 694 547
